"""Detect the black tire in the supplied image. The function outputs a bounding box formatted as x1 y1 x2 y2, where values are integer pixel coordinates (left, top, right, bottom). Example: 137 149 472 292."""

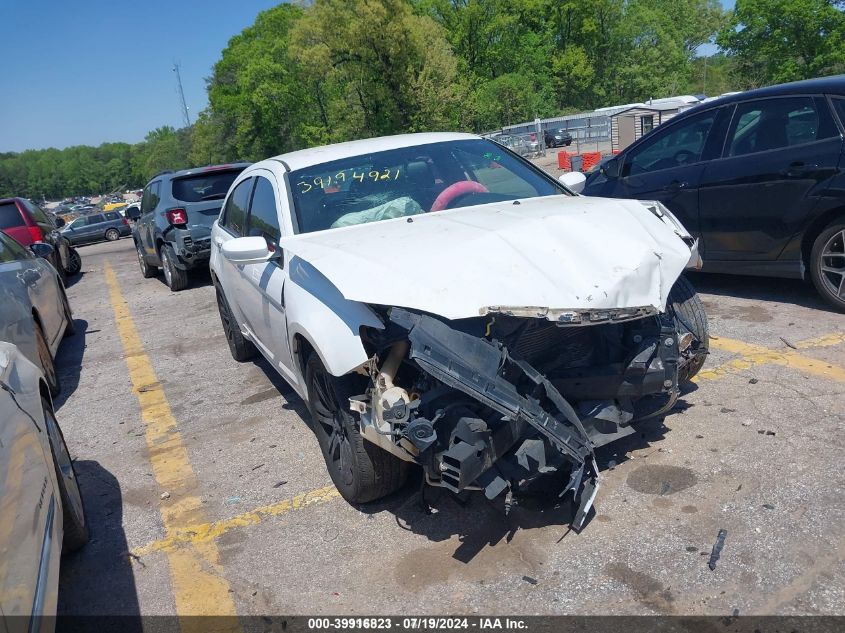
305 353 407 503
104 228 120 241
64 248 82 276
215 286 256 362
810 221 845 312
42 397 88 551
35 321 60 397
160 245 188 291
136 242 157 278
668 275 709 382
61 287 76 337
54 253 67 284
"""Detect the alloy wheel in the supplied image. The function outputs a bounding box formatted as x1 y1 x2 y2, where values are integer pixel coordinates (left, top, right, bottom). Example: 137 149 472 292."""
310 370 354 486
35 326 57 388
162 250 172 287
819 229 845 299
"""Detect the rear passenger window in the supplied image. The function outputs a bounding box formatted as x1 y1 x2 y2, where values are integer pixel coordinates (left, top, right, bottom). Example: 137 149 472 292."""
0 202 22 229
221 178 253 236
141 181 161 215
247 177 281 244
105 212 120 221
0 230 30 259
23 200 50 225
728 97 838 157
89 214 105 224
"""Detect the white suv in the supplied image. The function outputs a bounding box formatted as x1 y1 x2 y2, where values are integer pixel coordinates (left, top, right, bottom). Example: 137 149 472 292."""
209 132 706 530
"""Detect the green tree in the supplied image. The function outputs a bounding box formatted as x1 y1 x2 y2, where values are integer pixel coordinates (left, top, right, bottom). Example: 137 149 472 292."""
291 0 462 139
717 0 845 87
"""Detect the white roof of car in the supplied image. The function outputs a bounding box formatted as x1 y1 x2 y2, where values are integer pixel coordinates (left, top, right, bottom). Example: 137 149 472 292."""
266 132 480 172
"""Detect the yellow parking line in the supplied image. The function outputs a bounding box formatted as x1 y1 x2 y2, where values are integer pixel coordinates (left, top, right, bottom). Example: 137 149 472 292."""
105 264 239 629
794 332 845 349
132 485 340 558
695 335 845 383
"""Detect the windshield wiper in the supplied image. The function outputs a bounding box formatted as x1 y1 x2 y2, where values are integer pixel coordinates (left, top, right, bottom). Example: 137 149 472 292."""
200 193 226 201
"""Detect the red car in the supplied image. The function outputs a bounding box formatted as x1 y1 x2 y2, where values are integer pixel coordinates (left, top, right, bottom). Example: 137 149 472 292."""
0 197 81 278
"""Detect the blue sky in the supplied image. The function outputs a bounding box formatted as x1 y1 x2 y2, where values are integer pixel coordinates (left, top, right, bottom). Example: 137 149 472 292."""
0 0 735 153
0 0 280 152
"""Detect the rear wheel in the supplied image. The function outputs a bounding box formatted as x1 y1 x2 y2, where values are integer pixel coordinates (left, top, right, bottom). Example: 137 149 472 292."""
104 228 120 241
64 248 82 276
668 275 709 382
61 288 75 337
35 321 60 396
160 245 188 291
810 222 845 312
42 397 88 551
305 353 407 503
215 286 256 362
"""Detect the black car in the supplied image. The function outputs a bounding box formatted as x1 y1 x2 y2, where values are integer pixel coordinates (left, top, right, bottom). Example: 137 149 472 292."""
544 128 573 148
135 163 250 290
582 75 845 310
60 210 131 245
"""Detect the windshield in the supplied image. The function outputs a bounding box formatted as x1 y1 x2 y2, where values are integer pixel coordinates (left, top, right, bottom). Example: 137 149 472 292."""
172 169 243 202
289 139 566 234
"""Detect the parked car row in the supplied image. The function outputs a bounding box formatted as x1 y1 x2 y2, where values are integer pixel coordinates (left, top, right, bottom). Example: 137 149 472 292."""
0 225 88 626
0 197 82 279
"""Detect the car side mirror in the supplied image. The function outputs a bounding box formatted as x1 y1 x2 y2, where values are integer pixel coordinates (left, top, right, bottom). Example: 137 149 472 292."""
30 242 55 259
53 217 66 228
602 157 620 179
221 236 280 265
558 171 586 194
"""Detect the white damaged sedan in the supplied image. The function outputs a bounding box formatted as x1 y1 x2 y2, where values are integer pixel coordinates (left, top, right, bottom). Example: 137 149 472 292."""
209 132 707 530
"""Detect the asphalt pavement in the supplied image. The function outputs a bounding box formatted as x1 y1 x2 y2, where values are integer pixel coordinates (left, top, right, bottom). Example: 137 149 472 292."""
54 237 845 616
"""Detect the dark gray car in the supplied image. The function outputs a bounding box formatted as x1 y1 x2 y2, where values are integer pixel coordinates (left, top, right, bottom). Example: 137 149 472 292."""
134 163 250 291
61 211 131 245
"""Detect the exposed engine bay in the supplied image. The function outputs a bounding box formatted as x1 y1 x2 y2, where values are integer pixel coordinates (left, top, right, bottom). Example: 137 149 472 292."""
352 303 704 531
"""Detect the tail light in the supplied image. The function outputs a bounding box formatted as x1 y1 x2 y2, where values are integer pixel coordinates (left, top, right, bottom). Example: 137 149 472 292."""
122 217 129 225
27 225 44 243
165 208 188 226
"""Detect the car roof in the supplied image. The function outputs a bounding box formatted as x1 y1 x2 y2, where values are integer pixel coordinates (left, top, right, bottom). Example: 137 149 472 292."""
670 74 845 123
148 162 252 183
264 132 480 171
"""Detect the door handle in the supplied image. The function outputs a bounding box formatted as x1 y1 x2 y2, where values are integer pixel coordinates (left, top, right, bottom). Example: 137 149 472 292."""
781 162 819 178
214 237 223 247
663 180 689 193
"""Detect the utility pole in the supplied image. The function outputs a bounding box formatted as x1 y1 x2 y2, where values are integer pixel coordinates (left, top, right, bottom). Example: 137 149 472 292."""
703 55 708 96
172 62 191 127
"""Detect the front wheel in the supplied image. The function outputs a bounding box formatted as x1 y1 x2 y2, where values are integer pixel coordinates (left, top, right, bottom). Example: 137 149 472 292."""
160 245 188 291
668 275 709 382
43 397 88 551
137 242 157 278
305 353 407 503
810 222 845 312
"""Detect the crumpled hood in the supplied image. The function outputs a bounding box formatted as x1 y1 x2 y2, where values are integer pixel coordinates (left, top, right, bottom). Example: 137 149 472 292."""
279 195 692 321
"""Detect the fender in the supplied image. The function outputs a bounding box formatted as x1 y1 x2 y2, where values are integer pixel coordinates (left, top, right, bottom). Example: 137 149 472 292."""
284 255 383 381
